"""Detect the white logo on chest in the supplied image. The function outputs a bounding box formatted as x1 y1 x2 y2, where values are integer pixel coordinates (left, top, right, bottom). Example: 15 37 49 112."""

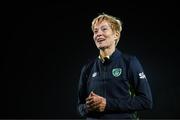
92 72 97 77
139 72 146 79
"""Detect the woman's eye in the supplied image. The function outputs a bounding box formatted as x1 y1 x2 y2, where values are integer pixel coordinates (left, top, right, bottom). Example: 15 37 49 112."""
102 28 107 31
94 30 98 34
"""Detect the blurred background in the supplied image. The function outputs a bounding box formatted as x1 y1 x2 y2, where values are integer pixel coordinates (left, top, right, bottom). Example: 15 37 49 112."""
1 0 180 119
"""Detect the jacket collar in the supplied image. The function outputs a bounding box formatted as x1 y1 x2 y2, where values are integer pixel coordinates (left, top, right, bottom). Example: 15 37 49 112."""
98 48 121 63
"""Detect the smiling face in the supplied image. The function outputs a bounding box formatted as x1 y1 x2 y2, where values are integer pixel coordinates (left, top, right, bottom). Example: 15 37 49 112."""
93 20 119 50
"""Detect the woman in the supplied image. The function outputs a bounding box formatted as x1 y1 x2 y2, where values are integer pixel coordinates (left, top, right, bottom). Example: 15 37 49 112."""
77 13 153 119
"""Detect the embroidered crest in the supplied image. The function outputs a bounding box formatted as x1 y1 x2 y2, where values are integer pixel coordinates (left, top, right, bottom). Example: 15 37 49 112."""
112 68 122 77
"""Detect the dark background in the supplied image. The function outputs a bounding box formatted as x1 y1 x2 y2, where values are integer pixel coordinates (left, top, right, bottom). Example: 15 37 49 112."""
1 0 180 119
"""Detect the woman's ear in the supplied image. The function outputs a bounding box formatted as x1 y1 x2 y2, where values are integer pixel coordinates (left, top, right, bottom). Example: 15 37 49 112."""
114 31 120 46
114 31 120 39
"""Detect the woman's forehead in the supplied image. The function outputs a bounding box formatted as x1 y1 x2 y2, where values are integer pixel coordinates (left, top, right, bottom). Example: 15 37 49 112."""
94 20 110 28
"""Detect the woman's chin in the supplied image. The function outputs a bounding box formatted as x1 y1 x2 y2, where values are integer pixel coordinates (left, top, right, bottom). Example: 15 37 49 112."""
98 45 108 50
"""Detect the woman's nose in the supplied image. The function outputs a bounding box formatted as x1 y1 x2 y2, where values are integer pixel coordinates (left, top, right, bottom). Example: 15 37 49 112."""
96 30 103 36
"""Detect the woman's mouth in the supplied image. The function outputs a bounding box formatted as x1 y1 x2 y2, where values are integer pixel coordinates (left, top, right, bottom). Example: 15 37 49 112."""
97 38 105 42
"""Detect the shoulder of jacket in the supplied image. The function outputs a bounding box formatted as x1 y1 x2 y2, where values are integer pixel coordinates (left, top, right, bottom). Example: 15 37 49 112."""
121 53 135 61
82 57 97 70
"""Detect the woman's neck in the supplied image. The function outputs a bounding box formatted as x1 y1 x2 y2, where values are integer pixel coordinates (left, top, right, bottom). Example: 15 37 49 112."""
100 47 115 58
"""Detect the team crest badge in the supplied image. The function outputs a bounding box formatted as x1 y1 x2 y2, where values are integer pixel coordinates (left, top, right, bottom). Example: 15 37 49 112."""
112 68 122 77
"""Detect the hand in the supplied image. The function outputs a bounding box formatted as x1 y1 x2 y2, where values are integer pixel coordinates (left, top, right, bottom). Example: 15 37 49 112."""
86 91 106 112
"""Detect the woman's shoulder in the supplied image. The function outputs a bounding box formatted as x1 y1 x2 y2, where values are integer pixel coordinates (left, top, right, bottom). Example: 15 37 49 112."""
121 52 136 61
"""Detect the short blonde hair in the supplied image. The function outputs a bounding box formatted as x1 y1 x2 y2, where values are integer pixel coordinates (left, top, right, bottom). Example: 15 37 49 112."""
91 13 123 45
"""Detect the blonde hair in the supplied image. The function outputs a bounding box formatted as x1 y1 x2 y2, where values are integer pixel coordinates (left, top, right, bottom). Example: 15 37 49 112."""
91 13 123 45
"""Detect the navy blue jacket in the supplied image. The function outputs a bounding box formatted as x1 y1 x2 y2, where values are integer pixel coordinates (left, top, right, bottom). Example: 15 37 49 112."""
77 49 153 119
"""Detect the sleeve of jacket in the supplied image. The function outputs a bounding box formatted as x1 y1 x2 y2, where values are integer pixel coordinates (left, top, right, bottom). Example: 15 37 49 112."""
77 65 89 117
105 56 153 112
